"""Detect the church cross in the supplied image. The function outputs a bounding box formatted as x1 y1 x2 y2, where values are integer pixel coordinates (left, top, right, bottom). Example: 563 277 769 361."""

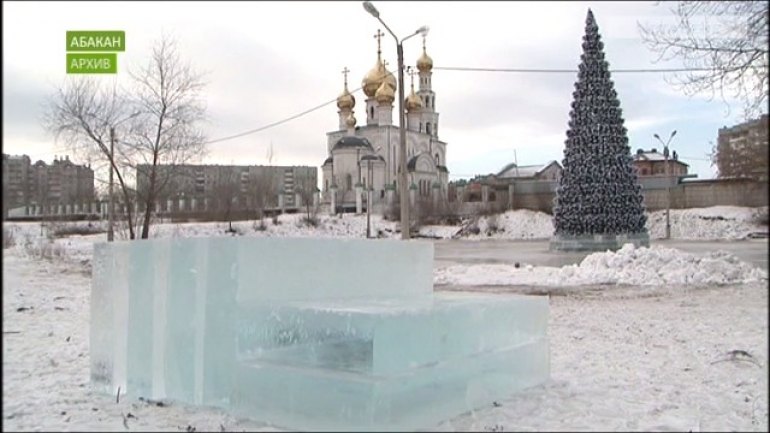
374 29 385 58
341 66 350 88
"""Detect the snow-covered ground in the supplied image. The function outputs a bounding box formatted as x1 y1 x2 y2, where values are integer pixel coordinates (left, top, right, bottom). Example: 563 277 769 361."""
2 206 768 431
458 206 768 241
4 205 766 245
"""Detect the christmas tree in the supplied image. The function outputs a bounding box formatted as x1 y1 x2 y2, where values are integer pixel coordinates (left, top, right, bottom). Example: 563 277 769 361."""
551 9 648 250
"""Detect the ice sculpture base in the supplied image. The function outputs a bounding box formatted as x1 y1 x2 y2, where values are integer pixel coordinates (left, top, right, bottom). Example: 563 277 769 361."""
549 232 650 252
89 237 550 431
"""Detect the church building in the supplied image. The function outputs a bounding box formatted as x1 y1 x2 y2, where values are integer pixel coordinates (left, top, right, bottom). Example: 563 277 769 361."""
321 31 449 211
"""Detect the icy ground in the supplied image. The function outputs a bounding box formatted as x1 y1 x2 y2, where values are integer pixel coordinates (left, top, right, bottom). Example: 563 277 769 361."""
2 206 768 431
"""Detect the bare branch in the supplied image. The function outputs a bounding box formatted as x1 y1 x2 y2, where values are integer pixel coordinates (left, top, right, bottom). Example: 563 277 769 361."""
638 0 769 118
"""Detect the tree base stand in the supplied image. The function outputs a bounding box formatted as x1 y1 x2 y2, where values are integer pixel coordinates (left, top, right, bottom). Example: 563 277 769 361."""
549 232 650 252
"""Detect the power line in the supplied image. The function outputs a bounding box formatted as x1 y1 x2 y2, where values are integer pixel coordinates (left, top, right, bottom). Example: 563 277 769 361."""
433 66 718 73
173 65 734 146
203 85 364 145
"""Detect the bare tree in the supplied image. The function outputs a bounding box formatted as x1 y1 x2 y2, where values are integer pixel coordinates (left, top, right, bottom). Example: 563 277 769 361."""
124 36 207 239
250 168 277 227
209 167 240 232
45 77 139 238
295 171 319 225
638 1 769 117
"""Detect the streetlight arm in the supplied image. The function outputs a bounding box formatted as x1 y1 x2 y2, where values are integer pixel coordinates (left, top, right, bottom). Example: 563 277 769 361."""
376 17 399 44
400 30 421 44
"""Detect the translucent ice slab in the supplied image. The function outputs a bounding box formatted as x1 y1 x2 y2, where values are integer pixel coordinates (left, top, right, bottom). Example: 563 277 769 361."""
90 237 549 431
232 292 550 431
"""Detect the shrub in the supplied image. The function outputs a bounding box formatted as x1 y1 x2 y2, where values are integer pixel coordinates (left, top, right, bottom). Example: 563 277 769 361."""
300 216 320 227
24 238 66 260
3 227 15 249
51 222 106 238
253 219 268 232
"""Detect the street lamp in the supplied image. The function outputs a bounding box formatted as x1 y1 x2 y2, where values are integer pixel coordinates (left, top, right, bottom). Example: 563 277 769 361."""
653 130 677 240
362 146 382 238
363 1 428 240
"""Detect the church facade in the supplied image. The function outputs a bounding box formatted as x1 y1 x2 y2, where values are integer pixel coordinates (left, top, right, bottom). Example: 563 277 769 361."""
321 31 449 210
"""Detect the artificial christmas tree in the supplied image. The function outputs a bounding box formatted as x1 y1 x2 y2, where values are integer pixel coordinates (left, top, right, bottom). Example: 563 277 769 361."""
550 9 649 252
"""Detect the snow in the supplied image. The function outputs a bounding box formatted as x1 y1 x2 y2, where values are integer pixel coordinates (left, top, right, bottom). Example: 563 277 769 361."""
453 206 768 241
435 243 768 289
2 206 768 431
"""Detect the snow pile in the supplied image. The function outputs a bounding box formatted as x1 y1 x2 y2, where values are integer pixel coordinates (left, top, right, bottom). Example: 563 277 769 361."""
559 243 768 285
647 206 768 240
435 243 768 287
453 206 768 241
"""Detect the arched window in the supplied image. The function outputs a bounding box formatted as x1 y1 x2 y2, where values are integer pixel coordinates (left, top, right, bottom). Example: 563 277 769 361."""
426 123 431 135
346 174 352 191
435 153 440 165
370 106 374 119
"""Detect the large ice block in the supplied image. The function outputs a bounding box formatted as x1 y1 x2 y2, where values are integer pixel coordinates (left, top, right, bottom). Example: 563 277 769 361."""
90 237 549 431
232 293 549 431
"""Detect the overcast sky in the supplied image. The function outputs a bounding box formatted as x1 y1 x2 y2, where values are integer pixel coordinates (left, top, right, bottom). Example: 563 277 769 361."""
2 1 750 184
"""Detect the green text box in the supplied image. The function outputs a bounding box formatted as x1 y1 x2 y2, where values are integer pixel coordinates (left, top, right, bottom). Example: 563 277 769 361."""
67 53 118 74
67 31 125 52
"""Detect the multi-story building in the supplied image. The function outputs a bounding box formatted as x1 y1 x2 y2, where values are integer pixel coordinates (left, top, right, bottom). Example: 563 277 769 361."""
2 154 33 212
632 148 689 177
135 164 317 209
716 114 769 180
2 154 94 215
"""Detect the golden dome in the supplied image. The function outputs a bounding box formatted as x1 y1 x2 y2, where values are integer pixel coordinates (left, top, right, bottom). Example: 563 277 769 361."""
337 66 355 109
375 81 395 104
416 35 433 72
417 50 433 72
362 60 385 97
405 90 423 112
405 72 422 111
345 113 356 128
383 68 396 91
337 88 354 110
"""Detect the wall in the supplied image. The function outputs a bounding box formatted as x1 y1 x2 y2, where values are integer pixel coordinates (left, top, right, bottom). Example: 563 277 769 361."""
480 178 768 214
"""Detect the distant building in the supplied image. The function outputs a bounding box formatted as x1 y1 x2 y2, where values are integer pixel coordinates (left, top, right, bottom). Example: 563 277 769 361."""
135 164 317 208
322 32 448 210
2 154 94 216
2 154 33 212
715 114 769 180
496 160 562 181
632 148 689 177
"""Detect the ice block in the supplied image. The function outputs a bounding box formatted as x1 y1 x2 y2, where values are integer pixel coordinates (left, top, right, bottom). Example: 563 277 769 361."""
90 237 549 431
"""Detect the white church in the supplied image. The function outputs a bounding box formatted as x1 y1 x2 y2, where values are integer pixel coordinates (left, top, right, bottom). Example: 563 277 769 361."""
321 31 449 211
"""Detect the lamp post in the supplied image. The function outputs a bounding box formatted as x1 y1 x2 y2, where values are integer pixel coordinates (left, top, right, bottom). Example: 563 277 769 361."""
363 1 428 240
653 130 677 240
363 146 382 238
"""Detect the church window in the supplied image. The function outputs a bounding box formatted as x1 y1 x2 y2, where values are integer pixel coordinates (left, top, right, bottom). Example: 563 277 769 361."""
370 106 374 119
346 174 352 191
435 153 440 165
426 123 431 135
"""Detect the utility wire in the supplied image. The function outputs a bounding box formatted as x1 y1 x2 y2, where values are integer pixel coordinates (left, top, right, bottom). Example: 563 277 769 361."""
433 66 719 73
203 84 365 145
200 65 722 146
